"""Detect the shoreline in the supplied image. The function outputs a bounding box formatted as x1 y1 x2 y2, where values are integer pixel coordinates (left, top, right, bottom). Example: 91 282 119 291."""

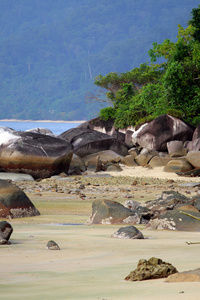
0 119 86 123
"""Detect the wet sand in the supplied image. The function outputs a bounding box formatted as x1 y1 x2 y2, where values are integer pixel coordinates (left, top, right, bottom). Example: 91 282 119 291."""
1 167 200 300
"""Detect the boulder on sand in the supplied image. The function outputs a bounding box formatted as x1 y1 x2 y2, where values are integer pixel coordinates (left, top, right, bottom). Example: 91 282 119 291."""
134 115 193 151
0 179 40 218
125 257 178 281
86 199 138 224
111 225 144 239
0 221 13 242
0 131 73 179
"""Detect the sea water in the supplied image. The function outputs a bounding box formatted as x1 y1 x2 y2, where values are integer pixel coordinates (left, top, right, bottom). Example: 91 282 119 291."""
0 120 83 135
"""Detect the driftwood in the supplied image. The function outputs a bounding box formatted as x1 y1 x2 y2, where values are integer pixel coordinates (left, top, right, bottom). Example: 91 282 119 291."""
186 241 200 245
180 211 200 221
179 211 200 245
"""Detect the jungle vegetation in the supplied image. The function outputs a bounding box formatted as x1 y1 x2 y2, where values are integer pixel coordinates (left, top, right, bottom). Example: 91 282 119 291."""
96 5 200 128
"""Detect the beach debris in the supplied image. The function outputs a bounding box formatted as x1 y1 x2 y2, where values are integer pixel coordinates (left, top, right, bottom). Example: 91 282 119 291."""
0 221 13 244
186 241 200 245
125 257 178 281
46 240 60 250
111 225 144 239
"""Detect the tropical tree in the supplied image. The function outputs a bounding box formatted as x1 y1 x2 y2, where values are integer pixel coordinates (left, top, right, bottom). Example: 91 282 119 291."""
95 5 200 128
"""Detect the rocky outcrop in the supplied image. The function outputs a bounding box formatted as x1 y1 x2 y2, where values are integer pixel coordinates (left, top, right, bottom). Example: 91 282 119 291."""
125 257 178 281
146 191 200 231
0 130 73 179
0 179 40 218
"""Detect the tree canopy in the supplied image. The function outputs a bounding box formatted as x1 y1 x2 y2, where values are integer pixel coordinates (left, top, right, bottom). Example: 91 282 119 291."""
96 5 200 128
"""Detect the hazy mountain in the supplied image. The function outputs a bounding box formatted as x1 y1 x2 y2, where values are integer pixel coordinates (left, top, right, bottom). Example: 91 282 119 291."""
0 0 199 120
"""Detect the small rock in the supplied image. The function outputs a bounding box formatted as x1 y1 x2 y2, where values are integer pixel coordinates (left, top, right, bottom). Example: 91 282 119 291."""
46 240 60 250
111 225 144 239
0 239 11 245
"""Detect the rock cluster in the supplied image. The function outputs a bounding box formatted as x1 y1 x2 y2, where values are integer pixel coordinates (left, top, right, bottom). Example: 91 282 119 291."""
146 191 200 231
78 115 200 177
87 190 200 231
0 114 199 179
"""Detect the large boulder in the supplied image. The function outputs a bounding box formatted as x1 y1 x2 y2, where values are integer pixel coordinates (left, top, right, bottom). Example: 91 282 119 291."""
0 179 40 218
134 115 193 151
86 199 138 224
159 205 200 231
0 131 73 179
59 128 128 157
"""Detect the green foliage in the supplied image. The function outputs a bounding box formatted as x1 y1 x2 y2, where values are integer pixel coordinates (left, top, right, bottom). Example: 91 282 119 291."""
188 5 200 42
96 4 200 128
99 107 116 121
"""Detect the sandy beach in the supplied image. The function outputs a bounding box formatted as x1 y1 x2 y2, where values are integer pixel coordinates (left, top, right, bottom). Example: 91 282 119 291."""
1 166 200 300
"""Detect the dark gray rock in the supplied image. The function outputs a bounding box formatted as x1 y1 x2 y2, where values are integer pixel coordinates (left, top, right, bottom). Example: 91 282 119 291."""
46 240 60 250
0 221 13 241
59 127 128 157
111 225 144 239
0 131 73 179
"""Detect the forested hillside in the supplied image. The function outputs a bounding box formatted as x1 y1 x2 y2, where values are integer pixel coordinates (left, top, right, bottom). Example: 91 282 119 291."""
0 0 199 120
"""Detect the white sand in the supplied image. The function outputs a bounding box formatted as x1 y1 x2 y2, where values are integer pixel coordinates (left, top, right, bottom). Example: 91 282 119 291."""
106 165 200 182
1 222 200 300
